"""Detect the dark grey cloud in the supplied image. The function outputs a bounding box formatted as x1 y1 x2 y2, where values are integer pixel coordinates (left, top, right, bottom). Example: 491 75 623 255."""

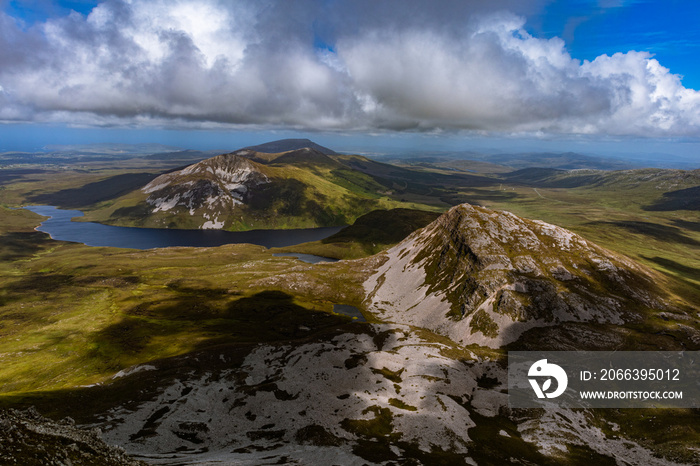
0 0 699 137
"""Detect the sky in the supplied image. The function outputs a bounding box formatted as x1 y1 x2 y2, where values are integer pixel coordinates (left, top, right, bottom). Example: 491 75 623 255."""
1 0 699 163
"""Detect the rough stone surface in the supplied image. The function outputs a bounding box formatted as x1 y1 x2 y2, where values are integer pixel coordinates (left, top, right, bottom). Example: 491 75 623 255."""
142 153 269 229
365 203 670 348
97 324 488 464
88 324 693 465
0 407 145 465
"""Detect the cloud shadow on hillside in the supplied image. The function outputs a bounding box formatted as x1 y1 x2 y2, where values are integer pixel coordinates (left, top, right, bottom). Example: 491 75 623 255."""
585 220 700 247
28 173 159 209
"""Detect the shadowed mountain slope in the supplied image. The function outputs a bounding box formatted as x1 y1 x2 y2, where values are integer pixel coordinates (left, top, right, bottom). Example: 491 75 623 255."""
0 408 145 465
243 138 338 155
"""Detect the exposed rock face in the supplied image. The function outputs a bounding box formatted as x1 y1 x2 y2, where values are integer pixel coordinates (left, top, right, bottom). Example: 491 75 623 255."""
0 407 145 465
365 203 668 348
98 144 412 231
92 325 691 465
142 153 269 229
99 324 491 464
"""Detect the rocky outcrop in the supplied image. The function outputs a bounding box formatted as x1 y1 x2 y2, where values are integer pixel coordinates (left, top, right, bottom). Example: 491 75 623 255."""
98 325 491 464
90 325 691 465
365 203 669 348
142 153 269 229
0 407 145 465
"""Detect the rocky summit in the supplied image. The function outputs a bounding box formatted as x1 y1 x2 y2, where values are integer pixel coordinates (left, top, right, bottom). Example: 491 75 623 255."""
365 203 670 348
142 153 269 229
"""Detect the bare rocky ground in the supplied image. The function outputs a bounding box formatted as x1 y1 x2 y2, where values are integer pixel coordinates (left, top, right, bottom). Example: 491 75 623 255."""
96 324 484 464
0 407 145 466
365 203 683 348
80 323 694 465
142 153 270 229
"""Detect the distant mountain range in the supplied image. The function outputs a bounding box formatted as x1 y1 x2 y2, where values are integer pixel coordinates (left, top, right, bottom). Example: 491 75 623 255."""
43 143 181 155
4 139 696 172
381 150 638 171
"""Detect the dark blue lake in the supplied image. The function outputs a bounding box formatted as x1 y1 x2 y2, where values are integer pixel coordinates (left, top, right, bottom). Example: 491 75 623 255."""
333 304 366 322
272 253 339 264
24 205 344 250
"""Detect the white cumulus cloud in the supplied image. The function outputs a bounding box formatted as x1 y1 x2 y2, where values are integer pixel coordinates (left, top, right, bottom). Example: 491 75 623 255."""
0 0 698 138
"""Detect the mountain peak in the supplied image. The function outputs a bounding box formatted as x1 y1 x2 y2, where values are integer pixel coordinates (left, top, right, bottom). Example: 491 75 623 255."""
365 203 669 348
140 153 269 229
100 144 393 231
243 139 338 155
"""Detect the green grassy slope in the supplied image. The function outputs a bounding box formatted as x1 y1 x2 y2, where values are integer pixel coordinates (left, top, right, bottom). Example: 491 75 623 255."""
0 206 376 394
274 208 442 259
71 152 444 231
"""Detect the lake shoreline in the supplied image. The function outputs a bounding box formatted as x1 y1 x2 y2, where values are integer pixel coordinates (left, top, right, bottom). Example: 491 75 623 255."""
24 205 345 251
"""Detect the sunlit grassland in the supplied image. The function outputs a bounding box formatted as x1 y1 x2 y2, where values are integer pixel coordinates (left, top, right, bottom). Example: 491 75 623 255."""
69 160 443 231
0 206 374 394
236 163 442 226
